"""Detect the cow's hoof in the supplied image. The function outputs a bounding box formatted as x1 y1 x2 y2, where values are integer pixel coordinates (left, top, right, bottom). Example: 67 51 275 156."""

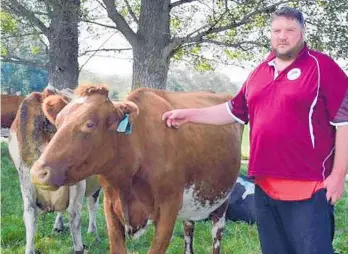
53 227 64 233
74 244 87 254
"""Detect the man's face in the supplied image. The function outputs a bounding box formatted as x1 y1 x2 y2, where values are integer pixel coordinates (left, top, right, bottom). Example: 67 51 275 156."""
271 16 304 60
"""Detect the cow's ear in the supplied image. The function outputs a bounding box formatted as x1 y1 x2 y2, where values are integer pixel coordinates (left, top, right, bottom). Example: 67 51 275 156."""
42 95 68 124
113 100 139 116
108 100 139 131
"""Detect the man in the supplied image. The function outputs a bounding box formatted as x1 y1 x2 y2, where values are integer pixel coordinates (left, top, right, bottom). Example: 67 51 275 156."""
162 7 348 254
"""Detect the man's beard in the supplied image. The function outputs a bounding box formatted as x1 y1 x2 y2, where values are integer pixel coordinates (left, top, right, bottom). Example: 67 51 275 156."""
272 41 304 60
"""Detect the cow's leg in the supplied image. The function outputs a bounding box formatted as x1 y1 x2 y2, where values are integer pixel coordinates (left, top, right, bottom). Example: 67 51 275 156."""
67 180 86 254
87 188 101 241
183 220 195 254
53 212 64 232
18 170 38 254
148 202 180 254
104 195 126 254
210 201 228 254
9 133 38 254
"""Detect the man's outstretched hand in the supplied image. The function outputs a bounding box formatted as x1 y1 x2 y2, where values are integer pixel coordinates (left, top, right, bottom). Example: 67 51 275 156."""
162 109 189 128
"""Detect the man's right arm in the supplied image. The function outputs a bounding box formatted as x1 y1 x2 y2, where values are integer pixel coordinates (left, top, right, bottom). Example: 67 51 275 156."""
162 103 237 128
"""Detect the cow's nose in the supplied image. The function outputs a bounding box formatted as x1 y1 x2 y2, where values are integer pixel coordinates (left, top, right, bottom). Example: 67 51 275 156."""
31 163 59 191
31 166 49 183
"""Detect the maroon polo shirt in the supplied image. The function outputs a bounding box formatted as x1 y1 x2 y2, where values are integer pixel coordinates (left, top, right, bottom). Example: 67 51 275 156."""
226 45 348 180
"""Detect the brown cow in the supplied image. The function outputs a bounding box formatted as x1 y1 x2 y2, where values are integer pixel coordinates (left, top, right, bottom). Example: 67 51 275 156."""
8 89 101 254
31 85 242 254
1 94 25 129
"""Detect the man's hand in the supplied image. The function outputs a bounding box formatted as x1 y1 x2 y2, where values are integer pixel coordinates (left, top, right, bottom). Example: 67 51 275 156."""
324 171 346 205
162 109 189 128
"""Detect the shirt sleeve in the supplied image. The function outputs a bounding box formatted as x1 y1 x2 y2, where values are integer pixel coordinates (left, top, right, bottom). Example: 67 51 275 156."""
320 56 348 126
225 82 249 124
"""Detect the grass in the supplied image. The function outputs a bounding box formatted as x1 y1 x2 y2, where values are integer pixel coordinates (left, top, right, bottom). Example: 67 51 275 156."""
241 125 250 160
1 141 347 254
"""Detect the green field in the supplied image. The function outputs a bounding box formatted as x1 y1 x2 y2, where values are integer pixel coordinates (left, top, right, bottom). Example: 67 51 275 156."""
1 141 347 254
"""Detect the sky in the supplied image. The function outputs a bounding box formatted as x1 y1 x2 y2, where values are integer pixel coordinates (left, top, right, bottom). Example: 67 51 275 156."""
78 30 252 85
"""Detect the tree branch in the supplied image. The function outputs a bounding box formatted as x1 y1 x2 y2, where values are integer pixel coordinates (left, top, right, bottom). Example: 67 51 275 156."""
32 11 49 16
2 32 43 39
42 0 53 16
124 0 139 24
3 0 49 36
169 0 291 51
81 19 117 29
79 31 120 72
79 47 132 56
102 0 138 46
170 0 198 9
200 39 268 50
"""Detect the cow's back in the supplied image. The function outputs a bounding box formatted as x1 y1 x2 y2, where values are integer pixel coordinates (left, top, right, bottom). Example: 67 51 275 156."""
1 94 25 128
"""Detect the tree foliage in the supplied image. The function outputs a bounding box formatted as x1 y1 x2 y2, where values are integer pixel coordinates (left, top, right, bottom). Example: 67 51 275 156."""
82 0 348 89
0 8 47 69
2 0 347 91
166 0 348 69
1 0 80 90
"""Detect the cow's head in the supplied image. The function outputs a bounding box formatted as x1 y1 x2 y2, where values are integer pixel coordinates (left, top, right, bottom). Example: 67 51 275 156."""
30 85 139 191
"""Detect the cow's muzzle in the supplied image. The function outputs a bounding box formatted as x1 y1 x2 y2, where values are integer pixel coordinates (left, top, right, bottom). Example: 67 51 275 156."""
31 162 65 191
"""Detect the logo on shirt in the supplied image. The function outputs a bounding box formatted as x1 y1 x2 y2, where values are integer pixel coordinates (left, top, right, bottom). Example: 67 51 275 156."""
287 68 301 81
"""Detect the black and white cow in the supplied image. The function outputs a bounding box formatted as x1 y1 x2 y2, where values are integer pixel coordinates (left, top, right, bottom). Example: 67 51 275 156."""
226 175 256 224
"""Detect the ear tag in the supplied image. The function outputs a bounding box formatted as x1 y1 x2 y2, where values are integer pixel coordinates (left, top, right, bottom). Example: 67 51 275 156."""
116 114 132 135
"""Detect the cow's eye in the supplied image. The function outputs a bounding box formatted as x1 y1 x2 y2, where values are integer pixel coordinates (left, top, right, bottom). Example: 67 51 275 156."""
86 121 95 129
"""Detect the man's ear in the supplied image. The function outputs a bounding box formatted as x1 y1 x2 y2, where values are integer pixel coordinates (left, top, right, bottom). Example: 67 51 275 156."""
42 95 68 124
108 101 139 131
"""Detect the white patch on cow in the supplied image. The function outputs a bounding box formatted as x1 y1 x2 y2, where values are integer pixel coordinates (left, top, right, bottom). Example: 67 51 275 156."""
73 96 88 104
184 236 192 254
53 213 64 231
211 213 225 240
9 135 38 254
177 185 231 221
9 130 40 254
236 177 255 199
125 225 133 236
133 220 152 240
214 240 220 249
8 130 21 169
67 181 86 252
87 195 99 239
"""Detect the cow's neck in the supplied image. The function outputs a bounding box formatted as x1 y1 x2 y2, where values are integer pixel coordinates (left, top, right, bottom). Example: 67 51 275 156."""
101 133 154 225
19 115 55 167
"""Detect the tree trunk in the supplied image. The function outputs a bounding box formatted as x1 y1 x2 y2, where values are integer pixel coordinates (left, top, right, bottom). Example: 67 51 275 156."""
131 0 171 90
132 46 170 90
48 0 80 90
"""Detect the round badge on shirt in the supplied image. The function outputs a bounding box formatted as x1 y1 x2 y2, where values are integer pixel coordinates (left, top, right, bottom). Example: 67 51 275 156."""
287 68 301 80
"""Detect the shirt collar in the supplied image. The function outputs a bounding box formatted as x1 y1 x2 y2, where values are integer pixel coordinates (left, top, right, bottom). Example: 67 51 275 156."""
268 59 279 79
